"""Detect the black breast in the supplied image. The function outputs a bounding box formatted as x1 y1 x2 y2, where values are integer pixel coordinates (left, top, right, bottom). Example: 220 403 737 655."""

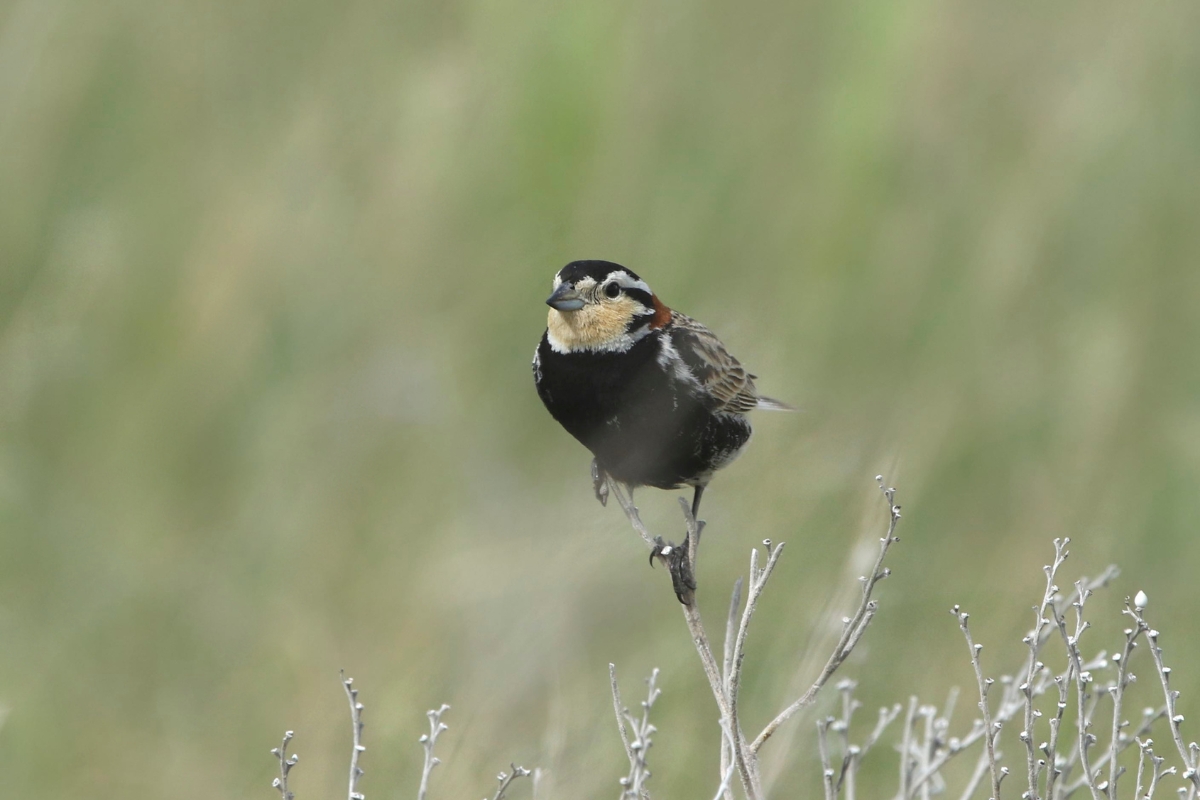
534 332 751 489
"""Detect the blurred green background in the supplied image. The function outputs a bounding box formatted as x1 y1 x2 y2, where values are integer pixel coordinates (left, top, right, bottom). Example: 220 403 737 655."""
3 0 1200 797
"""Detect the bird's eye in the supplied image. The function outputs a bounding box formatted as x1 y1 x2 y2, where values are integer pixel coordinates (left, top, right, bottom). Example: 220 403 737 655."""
604 282 622 299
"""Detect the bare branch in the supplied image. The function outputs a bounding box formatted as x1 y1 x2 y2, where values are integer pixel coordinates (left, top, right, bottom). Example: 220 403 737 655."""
844 703 903 800
680 589 757 798
918 704 937 800
863 703 906 762
723 578 744 685
720 579 744 800
954 608 1003 800
610 665 635 766
618 669 662 800
1103 602 1143 800
271 731 298 800
1059 707 1166 798
751 478 901 755
899 696 919 800
713 719 740 800
1043 671 1069 800
1128 597 1200 797
1022 538 1070 800
611 491 760 800
341 673 366 800
727 541 786 783
908 637 1059 798
1133 738 1150 800
416 704 450 800
1053 582 1103 800
489 765 532 800
818 716 837 800
1141 739 1169 800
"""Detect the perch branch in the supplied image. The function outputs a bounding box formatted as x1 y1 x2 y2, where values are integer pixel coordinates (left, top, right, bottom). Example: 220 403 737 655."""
611 485 760 799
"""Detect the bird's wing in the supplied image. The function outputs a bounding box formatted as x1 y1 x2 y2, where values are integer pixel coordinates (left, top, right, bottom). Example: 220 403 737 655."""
668 312 761 414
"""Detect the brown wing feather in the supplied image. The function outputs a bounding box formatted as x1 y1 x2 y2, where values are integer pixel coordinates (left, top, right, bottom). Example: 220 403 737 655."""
668 312 761 414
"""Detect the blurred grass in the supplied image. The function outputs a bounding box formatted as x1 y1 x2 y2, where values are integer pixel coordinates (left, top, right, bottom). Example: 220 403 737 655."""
2 0 1200 796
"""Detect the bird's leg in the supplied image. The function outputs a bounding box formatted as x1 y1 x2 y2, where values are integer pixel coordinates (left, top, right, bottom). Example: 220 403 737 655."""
690 484 705 519
591 458 609 507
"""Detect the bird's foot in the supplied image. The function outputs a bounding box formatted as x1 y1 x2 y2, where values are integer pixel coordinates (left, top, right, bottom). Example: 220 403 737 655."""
591 458 609 507
650 535 697 606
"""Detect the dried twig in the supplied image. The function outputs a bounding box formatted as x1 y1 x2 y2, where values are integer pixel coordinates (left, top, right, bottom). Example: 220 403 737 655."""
907 618 1099 800
1102 600 1144 800
600 486 1190 800
1059 707 1166 798
1021 539 1070 800
610 476 903 799
818 716 837 800
610 665 635 765
1053 583 1103 800
1129 595 1200 799
954 608 1006 800
1133 738 1170 800
720 579 744 800
899 696 920 799
845 701 903 800
617 668 662 799
417 704 450 800
271 731 299 800
677 502 760 799
751 478 901 755
727 539 785 783
723 578 744 684
611 487 759 799
488 764 532 800
712 719 740 800
341 673 366 800
917 704 937 800
1045 672 1070 799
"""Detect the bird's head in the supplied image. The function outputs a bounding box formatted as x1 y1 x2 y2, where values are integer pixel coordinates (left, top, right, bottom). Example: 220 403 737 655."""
544 260 671 353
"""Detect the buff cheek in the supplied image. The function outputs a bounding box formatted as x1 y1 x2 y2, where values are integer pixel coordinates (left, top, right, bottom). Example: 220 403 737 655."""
546 298 643 352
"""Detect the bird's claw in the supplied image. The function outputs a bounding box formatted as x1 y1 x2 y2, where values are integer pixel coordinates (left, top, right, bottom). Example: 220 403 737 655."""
591 458 609 507
649 536 696 605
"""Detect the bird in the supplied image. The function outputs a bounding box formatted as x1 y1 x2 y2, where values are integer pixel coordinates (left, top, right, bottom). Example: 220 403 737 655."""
532 259 792 521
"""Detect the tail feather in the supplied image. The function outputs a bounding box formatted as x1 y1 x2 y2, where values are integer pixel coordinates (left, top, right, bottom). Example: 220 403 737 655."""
755 395 797 412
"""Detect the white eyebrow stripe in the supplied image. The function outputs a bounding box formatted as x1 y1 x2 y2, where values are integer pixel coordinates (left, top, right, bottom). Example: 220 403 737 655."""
610 271 651 294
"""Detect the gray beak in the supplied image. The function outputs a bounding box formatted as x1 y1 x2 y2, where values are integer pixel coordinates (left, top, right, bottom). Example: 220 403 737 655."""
546 283 586 311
